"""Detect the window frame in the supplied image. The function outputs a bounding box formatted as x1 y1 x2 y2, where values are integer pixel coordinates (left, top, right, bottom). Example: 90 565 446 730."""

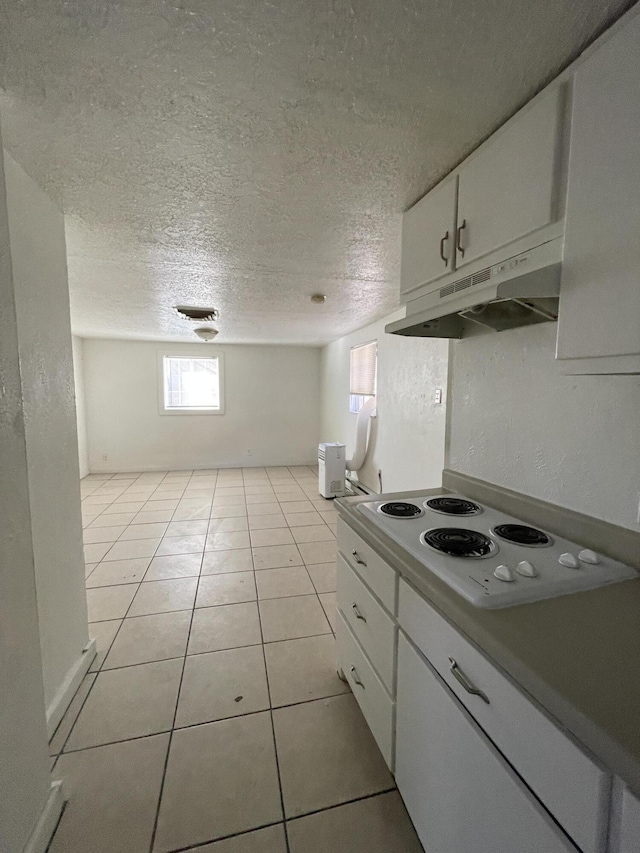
348 340 377 414
157 350 225 416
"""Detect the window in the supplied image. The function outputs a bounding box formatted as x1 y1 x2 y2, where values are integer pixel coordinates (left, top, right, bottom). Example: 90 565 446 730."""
349 341 377 413
160 354 224 414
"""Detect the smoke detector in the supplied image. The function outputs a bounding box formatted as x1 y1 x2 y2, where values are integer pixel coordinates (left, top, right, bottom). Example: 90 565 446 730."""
194 327 218 342
175 305 219 322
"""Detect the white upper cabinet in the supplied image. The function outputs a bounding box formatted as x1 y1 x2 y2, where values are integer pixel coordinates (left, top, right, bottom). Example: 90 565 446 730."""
400 84 565 300
455 86 563 270
556 12 640 374
400 174 458 296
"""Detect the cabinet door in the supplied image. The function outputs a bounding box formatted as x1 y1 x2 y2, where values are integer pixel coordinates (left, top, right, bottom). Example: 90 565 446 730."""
455 86 563 270
556 14 640 374
400 174 457 296
618 787 640 853
395 634 578 853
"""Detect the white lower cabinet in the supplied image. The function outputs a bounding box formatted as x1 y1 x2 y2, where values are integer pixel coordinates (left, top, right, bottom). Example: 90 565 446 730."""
337 519 624 853
395 633 579 853
613 786 640 853
336 611 395 769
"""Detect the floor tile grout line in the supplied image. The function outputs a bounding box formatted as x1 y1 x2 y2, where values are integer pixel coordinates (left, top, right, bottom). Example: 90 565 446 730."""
254 511 292 853
55 473 164 765
163 818 285 853
53 665 351 759
92 488 186 674
147 530 205 853
56 474 174 762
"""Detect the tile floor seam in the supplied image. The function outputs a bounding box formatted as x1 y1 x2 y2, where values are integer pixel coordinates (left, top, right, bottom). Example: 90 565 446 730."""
54 525 164 760
49 675 100 769
284 786 400 824
254 539 292 853
59 728 175 755
161 818 286 853
90 495 187 672
43 800 68 853
147 534 206 853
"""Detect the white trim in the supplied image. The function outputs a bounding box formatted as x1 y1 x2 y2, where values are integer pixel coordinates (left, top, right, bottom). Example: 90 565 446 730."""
21 781 65 853
156 350 225 416
85 460 320 474
46 639 96 739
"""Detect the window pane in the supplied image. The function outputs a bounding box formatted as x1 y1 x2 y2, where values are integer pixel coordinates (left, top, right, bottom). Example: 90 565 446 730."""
163 356 220 409
349 393 374 414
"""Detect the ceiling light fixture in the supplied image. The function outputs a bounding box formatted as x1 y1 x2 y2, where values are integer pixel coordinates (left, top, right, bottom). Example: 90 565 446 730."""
194 327 218 341
310 294 326 304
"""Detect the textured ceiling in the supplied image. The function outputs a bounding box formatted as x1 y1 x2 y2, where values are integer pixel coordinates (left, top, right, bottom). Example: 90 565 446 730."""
0 0 631 344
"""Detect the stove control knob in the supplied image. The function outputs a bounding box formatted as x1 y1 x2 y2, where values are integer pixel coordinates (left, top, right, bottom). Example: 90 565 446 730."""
579 549 600 565
516 560 538 578
559 552 580 569
494 564 515 582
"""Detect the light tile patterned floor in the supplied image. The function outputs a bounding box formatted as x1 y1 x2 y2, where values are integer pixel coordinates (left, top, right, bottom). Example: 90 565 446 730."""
49 466 423 853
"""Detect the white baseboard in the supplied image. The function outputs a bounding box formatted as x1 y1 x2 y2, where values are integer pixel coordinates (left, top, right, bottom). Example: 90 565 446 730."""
87 461 319 475
22 780 65 853
46 639 97 739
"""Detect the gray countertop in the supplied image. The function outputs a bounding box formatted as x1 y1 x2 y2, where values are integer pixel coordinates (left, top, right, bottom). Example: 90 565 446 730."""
336 487 640 797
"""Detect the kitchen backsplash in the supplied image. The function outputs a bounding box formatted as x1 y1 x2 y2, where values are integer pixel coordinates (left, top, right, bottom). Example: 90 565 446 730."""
447 322 640 532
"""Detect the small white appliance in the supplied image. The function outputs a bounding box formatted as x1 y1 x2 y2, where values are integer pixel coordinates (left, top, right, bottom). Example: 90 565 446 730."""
318 443 346 498
358 494 637 608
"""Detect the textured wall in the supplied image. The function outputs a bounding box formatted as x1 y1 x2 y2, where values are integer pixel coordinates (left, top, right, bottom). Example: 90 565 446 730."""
448 322 640 531
72 335 89 478
0 0 632 343
5 152 90 713
84 339 321 471
321 309 449 493
0 134 52 853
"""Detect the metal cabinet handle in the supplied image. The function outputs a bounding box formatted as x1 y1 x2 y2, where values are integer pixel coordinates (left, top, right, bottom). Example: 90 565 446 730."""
350 665 365 687
449 657 489 704
351 602 366 622
351 549 366 566
439 230 449 264
456 218 466 257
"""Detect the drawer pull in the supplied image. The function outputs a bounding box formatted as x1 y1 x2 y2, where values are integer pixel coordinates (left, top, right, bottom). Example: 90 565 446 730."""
350 665 365 687
351 549 367 566
449 657 490 704
351 602 367 622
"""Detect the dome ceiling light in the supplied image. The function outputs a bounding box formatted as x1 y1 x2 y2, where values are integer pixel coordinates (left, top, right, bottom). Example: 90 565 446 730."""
194 327 218 341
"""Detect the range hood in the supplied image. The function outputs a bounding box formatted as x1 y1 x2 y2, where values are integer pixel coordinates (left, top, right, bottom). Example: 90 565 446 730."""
386 238 563 339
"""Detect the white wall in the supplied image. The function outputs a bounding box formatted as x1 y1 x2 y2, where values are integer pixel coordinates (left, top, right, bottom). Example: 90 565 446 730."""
84 339 321 471
5 152 90 719
448 322 640 531
321 309 449 493
72 335 89 478
0 144 55 852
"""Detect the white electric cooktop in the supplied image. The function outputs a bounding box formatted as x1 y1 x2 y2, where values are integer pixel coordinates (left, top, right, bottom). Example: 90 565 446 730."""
357 494 637 608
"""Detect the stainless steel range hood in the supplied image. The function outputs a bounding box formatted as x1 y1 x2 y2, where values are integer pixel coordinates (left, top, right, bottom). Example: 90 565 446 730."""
386 238 562 339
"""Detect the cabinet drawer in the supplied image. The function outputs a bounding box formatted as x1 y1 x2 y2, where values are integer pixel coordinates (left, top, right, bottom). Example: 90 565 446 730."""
337 517 397 612
336 610 394 769
337 555 396 691
399 579 610 853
